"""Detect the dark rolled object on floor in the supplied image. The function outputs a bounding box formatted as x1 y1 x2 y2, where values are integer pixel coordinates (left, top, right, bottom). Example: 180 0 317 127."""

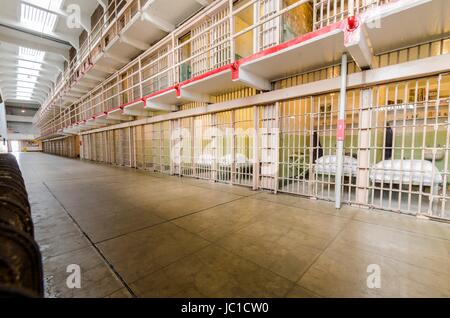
0 184 30 213
0 154 43 298
0 154 21 171
0 225 43 297
0 198 34 237
0 173 27 192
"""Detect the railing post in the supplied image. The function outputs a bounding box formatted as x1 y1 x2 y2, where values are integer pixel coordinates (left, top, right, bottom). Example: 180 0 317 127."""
349 0 355 17
335 53 348 209
229 0 235 63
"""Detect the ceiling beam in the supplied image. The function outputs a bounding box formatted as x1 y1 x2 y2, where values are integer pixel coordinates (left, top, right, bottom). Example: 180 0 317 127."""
0 75 53 89
0 51 64 72
0 65 57 81
0 60 60 76
0 25 70 61
1 85 50 96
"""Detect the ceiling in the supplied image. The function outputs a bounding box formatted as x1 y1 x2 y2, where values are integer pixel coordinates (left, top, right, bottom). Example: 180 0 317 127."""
0 0 100 106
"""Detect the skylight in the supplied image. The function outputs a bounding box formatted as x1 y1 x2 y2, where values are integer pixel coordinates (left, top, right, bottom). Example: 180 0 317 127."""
17 67 40 77
17 81 36 89
17 74 38 82
20 3 58 34
18 60 42 70
14 95 32 100
16 87 34 94
15 92 33 98
23 0 63 11
19 47 45 62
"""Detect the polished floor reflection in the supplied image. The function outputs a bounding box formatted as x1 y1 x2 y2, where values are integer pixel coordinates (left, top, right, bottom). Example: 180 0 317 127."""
17 153 450 298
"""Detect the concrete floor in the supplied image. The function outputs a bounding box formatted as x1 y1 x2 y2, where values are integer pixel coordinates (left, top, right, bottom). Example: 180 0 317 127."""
17 153 450 298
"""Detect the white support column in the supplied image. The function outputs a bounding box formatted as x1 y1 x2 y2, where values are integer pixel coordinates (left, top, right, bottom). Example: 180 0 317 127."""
211 113 218 182
356 88 373 206
231 110 236 185
129 126 132 168
252 105 259 190
335 53 348 209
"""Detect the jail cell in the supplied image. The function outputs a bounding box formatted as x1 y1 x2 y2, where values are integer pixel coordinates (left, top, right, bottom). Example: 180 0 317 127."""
104 77 119 111
191 20 211 78
313 0 385 31
119 62 140 106
280 0 313 43
343 89 360 204
121 128 133 167
105 130 115 164
81 135 88 160
67 137 74 158
194 114 214 180
278 97 314 197
234 107 255 186
170 119 181 175
113 129 122 166
150 122 171 173
134 125 145 169
257 0 281 51
367 74 450 220
89 134 97 161
143 124 154 170
216 111 233 183
161 121 171 173
258 105 279 191
92 87 104 116
141 43 172 96
150 123 162 172
180 117 194 177
95 133 105 162
210 8 231 71
313 92 356 202
84 135 91 160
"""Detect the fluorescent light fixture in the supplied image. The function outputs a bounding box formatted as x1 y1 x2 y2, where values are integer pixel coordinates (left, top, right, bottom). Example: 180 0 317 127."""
20 3 58 34
17 74 38 82
17 67 40 77
19 47 45 62
18 60 42 70
23 0 63 11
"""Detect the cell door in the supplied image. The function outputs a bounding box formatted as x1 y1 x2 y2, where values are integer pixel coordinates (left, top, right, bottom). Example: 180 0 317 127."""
216 111 233 184
259 104 279 191
161 121 171 173
194 114 214 180
143 124 153 170
171 119 182 175
367 74 450 221
114 129 122 166
135 125 145 169
278 97 314 196
234 107 255 187
257 0 281 51
121 128 132 167
180 117 194 177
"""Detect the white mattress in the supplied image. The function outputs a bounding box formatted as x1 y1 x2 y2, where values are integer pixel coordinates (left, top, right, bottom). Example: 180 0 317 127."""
196 153 215 166
370 160 443 186
220 153 252 167
314 155 358 176
195 153 252 167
